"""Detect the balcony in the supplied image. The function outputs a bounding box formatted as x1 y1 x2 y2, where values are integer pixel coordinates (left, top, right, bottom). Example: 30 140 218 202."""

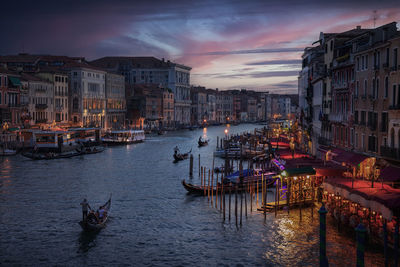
55 106 64 112
329 113 343 123
391 66 398 72
374 65 380 70
8 103 20 107
35 104 48 109
380 146 400 160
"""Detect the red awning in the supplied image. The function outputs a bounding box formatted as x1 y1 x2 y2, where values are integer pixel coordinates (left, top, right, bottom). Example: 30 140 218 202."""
380 166 400 182
315 167 346 177
331 148 368 166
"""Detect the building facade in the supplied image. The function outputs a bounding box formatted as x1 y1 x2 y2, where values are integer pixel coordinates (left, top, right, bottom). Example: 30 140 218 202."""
105 72 126 129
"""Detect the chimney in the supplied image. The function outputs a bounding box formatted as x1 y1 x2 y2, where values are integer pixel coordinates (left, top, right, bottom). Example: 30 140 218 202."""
356 25 361 30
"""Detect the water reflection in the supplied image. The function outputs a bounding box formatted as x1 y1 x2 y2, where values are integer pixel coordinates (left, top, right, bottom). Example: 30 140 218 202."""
77 231 98 253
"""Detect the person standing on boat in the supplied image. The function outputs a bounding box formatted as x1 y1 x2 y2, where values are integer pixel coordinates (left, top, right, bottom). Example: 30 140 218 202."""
80 198 91 221
174 146 180 155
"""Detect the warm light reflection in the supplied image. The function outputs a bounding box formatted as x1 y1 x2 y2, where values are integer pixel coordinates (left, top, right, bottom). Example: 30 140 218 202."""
224 129 228 135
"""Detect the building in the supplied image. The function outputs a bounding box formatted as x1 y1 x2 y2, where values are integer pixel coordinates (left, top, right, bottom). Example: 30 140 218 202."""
65 63 106 128
21 73 54 126
206 89 217 123
353 23 398 157
247 97 257 121
161 88 174 128
105 72 126 129
127 84 163 129
0 69 22 127
90 57 192 126
36 69 69 125
190 86 208 125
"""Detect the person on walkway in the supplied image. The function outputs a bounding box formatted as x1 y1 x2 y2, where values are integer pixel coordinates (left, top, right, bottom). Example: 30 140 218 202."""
80 198 91 221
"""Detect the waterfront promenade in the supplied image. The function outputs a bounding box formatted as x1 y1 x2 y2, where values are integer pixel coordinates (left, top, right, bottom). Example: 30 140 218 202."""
0 124 386 266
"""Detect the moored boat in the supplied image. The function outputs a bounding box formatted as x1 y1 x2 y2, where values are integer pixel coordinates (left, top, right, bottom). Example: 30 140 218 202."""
0 148 17 156
102 130 145 145
79 196 111 232
22 150 83 160
198 139 209 147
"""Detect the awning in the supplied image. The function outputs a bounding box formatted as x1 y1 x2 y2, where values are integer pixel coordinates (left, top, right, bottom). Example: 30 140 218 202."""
331 148 368 166
380 166 400 182
323 177 400 220
282 166 316 177
315 167 345 177
8 76 21 86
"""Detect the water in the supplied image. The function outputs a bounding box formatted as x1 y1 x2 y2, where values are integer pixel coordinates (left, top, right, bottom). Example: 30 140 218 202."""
0 124 386 266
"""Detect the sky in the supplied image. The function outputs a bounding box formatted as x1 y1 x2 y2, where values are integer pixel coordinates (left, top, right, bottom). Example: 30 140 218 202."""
1 0 399 94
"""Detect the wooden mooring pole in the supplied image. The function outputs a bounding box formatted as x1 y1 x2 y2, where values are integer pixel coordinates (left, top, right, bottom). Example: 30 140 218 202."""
189 154 193 177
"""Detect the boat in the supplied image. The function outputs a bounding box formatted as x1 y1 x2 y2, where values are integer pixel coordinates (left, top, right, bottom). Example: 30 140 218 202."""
82 146 105 154
22 149 83 160
198 138 209 147
173 149 192 161
214 165 233 173
157 130 166 135
182 175 276 195
0 148 17 156
79 196 112 232
102 130 145 145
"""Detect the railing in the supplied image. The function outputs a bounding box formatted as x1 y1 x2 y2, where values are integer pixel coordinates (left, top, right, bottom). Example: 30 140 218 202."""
8 103 20 107
329 113 344 123
380 146 400 160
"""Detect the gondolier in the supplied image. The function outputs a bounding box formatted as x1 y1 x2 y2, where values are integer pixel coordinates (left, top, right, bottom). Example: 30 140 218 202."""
80 198 91 221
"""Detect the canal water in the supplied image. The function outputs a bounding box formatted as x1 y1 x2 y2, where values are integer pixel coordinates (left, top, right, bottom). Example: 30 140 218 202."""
0 124 386 266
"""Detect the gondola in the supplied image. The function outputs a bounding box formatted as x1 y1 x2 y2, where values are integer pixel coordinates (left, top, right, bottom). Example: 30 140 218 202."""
173 149 192 161
82 146 105 154
198 139 209 147
79 195 112 232
182 178 276 195
22 150 83 160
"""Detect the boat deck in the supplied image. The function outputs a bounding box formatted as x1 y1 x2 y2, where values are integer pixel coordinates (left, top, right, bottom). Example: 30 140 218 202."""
257 199 316 212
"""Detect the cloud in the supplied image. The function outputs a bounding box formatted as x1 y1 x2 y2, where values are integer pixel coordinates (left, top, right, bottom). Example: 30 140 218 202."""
193 48 304 56
246 59 302 65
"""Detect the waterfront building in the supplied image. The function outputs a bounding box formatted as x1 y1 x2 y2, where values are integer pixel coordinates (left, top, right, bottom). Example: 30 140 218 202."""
161 88 174 128
36 69 69 125
0 68 22 127
90 57 192 126
247 97 257 122
64 62 106 128
105 72 126 129
380 35 400 160
222 91 234 123
190 86 208 125
21 73 54 126
206 89 216 124
353 23 398 157
127 84 163 129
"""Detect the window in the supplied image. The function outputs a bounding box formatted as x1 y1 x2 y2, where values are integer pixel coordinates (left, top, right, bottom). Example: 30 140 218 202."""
354 110 359 124
365 55 368 69
362 56 365 70
393 84 397 106
355 133 359 148
372 78 375 98
73 72 77 76
0 76 2 87
356 80 359 96
357 57 360 71
351 128 354 145
376 78 379 99
386 48 390 65
0 92 1 104
330 40 333 51
385 76 389 98
394 48 398 69
364 80 367 96
361 134 365 149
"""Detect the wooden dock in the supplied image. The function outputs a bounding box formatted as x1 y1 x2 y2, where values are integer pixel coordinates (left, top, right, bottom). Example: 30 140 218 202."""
257 199 316 212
